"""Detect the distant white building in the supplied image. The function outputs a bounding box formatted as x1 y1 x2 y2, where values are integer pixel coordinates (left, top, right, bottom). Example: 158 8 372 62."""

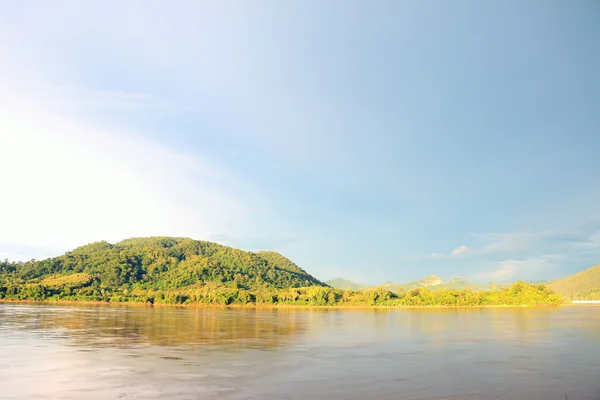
572 300 600 304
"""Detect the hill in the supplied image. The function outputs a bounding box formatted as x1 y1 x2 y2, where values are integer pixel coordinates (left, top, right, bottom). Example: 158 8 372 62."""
379 275 492 293
400 274 444 291
546 264 600 300
436 278 493 291
0 238 563 307
0 237 326 303
378 274 439 293
326 278 372 291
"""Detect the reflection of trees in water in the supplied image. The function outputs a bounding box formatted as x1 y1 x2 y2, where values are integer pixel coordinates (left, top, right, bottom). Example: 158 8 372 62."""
557 307 600 343
375 308 560 345
5 304 598 351
2 305 308 349
273 308 544 347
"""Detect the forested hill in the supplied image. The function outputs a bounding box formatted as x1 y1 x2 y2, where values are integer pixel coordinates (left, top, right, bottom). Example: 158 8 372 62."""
546 264 600 300
0 237 563 307
0 237 326 300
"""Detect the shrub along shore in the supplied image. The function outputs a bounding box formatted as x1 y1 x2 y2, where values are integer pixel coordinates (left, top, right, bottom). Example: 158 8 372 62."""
0 280 562 307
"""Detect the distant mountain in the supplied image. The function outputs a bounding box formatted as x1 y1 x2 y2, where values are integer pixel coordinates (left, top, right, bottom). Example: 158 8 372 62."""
405 274 444 288
379 281 404 293
437 278 493 291
546 264 600 300
326 278 372 291
378 274 438 293
380 275 492 293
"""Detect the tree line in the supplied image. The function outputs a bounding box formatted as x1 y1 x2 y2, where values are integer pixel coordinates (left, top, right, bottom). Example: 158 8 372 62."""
0 237 562 307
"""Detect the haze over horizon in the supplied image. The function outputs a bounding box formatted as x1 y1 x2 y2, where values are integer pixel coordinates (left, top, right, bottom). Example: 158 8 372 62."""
1 1 599 285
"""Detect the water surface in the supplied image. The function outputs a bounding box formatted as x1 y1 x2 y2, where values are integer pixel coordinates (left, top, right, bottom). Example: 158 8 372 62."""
1 304 599 399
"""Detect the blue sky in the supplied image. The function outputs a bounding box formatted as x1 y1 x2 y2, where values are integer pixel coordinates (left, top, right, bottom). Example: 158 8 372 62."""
0 1 599 284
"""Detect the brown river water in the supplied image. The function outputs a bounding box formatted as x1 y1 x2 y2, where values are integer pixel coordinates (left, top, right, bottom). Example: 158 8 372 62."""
1 304 599 400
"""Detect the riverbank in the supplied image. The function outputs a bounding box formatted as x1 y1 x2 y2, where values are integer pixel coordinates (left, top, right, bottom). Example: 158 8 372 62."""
0 298 560 309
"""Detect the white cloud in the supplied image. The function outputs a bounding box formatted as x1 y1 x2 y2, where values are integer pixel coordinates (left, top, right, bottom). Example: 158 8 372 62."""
571 231 600 250
477 254 563 281
487 263 516 280
427 245 468 259
0 1 359 175
429 252 444 259
469 231 571 256
0 3 322 261
451 245 468 256
0 82 263 259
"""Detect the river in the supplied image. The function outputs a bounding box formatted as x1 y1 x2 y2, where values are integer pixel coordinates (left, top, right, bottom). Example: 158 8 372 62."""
1 304 599 399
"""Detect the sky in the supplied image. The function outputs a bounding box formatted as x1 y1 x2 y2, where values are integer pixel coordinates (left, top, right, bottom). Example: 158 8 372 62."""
1 1 599 284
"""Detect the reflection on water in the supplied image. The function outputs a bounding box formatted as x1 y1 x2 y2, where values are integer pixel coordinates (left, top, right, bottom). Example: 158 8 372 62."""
0 305 306 349
1 304 599 400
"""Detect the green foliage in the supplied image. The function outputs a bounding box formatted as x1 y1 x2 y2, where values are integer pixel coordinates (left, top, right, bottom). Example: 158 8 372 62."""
41 273 93 289
375 281 561 307
0 237 326 303
0 240 562 307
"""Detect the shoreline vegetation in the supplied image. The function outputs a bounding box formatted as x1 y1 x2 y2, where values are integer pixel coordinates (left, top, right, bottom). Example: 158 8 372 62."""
0 298 566 309
0 237 566 308
0 279 563 308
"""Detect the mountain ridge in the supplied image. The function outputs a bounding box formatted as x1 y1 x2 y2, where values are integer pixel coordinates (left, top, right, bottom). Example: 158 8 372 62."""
328 275 493 293
0 237 565 307
546 264 600 299
325 278 372 291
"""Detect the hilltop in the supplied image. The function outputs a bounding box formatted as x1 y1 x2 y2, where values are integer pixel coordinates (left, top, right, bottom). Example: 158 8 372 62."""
394 274 444 292
437 278 494 291
546 264 600 300
325 278 372 291
329 274 550 294
0 237 326 303
359 275 493 294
